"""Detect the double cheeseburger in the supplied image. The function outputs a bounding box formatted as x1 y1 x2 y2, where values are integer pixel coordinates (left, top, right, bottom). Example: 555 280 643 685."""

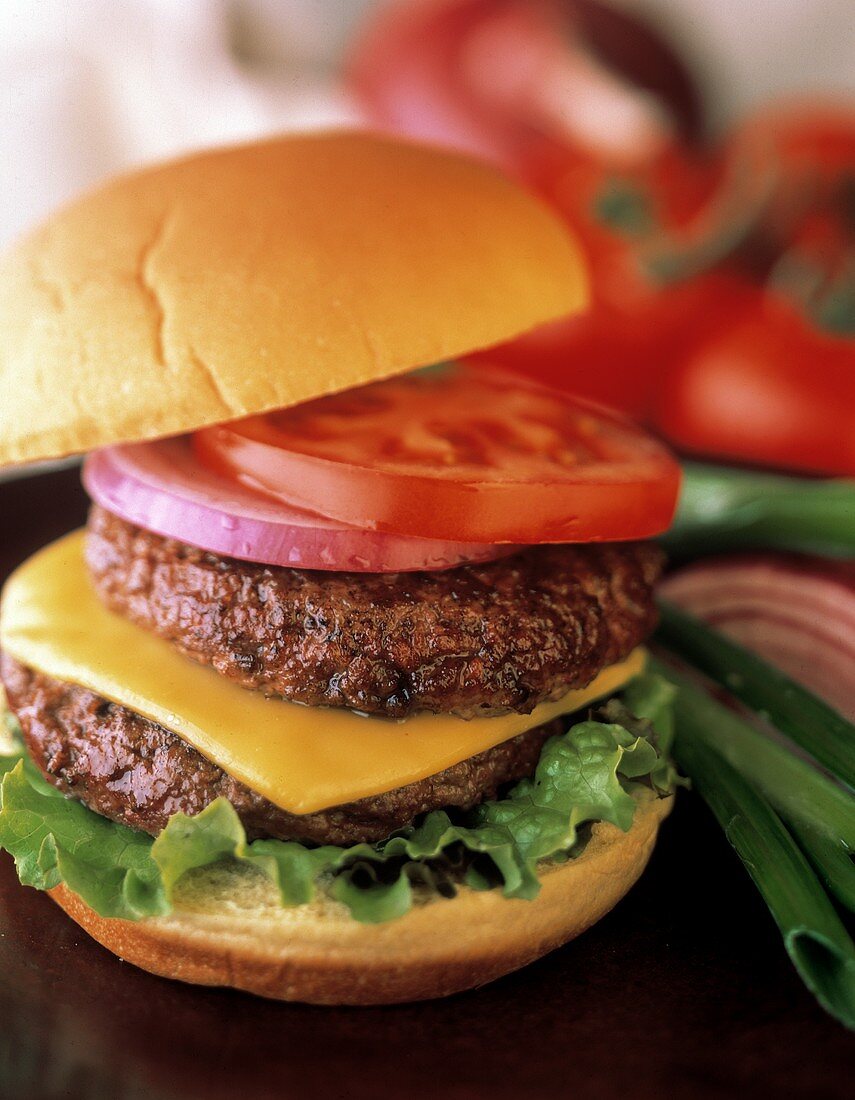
0 133 681 1005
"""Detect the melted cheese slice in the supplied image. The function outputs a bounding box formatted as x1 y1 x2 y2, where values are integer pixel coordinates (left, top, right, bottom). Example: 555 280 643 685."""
0 531 646 814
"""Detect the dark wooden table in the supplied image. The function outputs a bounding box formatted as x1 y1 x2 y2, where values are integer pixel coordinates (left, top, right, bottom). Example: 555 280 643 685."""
1 467 852 1100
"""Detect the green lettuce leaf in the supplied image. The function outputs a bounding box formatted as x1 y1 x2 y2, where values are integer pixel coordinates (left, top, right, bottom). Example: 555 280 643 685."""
0 757 168 918
0 673 677 925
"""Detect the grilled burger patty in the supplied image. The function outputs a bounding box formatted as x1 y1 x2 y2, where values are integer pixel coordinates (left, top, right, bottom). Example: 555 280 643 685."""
1 654 562 845
86 506 662 719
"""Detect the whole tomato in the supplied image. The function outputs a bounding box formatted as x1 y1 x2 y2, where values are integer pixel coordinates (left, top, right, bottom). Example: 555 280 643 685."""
650 102 855 476
471 146 760 418
348 0 726 421
468 273 747 419
725 100 855 272
654 285 855 477
346 0 704 179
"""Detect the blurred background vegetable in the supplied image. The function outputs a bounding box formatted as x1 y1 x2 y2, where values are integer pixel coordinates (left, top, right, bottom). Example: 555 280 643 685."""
347 0 705 175
347 1 855 478
663 464 855 560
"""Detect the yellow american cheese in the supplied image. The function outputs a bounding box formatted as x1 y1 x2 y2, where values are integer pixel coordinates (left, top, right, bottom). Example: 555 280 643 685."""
0 532 645 815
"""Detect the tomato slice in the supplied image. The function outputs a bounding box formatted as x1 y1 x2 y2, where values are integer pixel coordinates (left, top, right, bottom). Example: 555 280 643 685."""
193 365 681 543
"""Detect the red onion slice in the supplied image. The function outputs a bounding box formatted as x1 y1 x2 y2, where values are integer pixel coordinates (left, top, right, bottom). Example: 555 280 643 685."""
662 554 855 721
83 439 517 573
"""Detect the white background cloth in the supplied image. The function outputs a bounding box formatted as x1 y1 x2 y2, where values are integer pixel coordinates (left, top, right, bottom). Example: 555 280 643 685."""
1 0 853 250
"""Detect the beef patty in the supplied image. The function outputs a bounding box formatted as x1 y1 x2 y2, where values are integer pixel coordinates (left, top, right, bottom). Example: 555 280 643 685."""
1 654 561 846
86 506 662 718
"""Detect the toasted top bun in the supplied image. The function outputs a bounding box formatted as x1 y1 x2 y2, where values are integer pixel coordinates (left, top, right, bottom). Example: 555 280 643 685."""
50 791 671 1006
0 132 586 468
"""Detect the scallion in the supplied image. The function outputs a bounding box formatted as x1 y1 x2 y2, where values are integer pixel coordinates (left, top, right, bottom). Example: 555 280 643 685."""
661 463 855 560
655 599 855 790
648 655 854 848
674 731 855 1030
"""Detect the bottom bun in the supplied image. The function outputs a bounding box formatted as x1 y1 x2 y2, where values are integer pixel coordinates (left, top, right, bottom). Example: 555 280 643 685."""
50 791 672 1005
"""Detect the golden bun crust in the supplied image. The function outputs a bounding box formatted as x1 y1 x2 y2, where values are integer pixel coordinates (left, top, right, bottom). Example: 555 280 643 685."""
49 792 671 1006
0 132 586 468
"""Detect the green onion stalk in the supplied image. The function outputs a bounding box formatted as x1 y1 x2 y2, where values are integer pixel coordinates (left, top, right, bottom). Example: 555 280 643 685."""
675 731 855 1030
656 599 855 791
645 612 855 1029
661 463 855 560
